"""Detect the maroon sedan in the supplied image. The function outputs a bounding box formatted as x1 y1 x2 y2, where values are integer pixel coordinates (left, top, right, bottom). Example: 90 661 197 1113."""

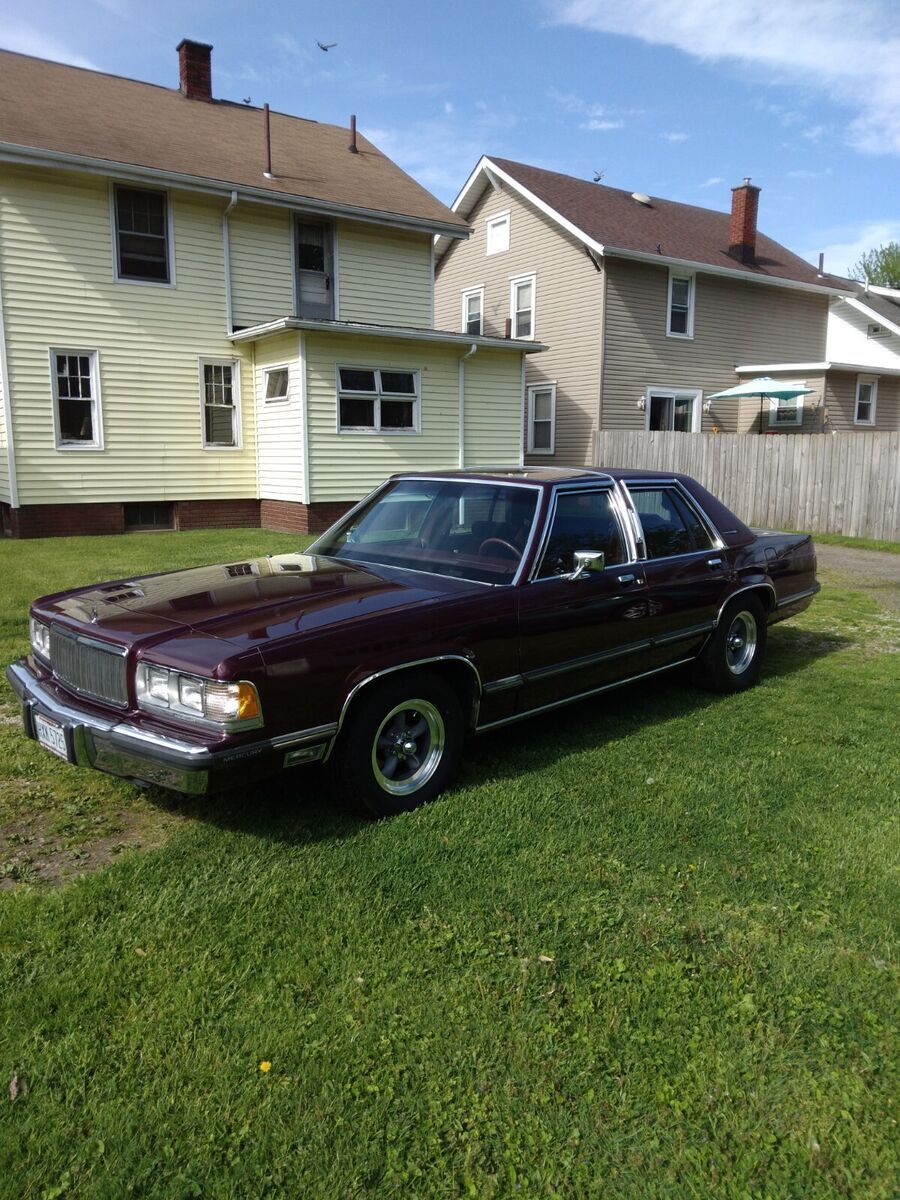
7 468 819 816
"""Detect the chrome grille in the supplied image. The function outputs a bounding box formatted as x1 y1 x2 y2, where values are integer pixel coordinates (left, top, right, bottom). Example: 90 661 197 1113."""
50 625 129 708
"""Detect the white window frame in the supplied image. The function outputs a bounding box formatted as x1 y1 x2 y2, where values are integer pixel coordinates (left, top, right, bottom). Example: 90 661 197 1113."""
666 270 695 339
199 358 242 450
461 286 484 336
527 382 556 455
854 375 878 426
644 386 703 433
510 273 536 340
263 364 291 404
767 381 805 429
485 211 510 256
110 182 175 288
49 348 104 451
336 366 421 436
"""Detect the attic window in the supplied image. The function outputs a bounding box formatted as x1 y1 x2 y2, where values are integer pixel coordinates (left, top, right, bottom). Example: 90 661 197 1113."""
867 323 888 339
486 212 510 255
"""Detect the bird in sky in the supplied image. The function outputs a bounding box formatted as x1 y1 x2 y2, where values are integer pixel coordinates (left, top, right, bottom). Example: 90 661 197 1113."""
317 41 337 51
592 170 604 183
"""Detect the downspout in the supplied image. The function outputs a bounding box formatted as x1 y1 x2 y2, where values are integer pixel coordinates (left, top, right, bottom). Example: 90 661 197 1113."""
0 253 18 509
222 190 238 334
458 343 477 468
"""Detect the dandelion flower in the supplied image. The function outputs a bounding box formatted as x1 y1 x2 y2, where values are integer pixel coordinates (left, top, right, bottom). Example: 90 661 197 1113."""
259 1061 272 1073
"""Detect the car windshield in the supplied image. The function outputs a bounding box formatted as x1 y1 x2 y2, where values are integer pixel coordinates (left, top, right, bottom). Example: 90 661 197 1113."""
310 479 540 584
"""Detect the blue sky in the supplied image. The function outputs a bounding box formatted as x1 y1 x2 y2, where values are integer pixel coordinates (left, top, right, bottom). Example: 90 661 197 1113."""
2 0 898 276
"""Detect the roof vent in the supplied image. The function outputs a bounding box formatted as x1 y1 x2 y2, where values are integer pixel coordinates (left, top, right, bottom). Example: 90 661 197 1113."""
631 192 652 206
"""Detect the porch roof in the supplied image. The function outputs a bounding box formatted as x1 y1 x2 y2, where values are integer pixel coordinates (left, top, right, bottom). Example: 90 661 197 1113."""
227 316 546 353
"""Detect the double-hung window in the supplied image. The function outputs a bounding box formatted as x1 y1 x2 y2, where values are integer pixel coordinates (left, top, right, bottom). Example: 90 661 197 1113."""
527 383 556 454
854 376 877 426
510 274 535 339
768 382 805 428
200 359 241 448
462 287 484 335
50 349 103 449
338 368 419 433
667 271 694 338
114 186 172 283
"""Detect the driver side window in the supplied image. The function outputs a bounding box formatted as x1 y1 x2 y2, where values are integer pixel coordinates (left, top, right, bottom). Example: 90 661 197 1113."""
536 490 626 579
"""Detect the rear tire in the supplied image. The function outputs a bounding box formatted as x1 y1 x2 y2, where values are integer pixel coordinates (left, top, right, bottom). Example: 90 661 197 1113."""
692 596 767 693
330 671 463 817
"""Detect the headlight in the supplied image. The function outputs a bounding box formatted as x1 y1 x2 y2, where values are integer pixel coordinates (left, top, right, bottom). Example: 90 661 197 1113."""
30 617 51 662
135 662 262 730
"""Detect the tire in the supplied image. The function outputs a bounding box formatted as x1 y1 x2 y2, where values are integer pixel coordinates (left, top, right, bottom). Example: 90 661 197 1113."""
330 671 463 817
691 596 767 694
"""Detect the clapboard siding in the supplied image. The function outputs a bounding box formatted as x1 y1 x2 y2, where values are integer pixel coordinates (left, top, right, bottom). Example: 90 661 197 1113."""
255 330 305 502
0 164 256 504
305 333 460 503
338 223 432 327
229 205 293 328
436 185 602 467
602 258 829 434
0 342 8 502
825 370 900 432
594 429 900 541
463 348 523 467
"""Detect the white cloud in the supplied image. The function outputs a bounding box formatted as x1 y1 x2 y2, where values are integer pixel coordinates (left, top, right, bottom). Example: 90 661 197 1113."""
801 219 900 276
661 131 689 142
550 0 900 154
444 101 455 115
787 167 834 179
2 22 97 68
699 175 723 188
581 118 624 131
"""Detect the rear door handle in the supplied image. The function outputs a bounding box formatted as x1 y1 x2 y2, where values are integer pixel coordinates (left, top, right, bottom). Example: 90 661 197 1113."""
618 573 639 585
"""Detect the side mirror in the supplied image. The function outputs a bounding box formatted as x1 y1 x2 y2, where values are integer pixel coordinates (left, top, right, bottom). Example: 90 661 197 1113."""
566 550 606 581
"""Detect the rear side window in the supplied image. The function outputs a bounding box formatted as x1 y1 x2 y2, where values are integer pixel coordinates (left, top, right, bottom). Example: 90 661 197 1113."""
629 487 715 559
536 489 626 578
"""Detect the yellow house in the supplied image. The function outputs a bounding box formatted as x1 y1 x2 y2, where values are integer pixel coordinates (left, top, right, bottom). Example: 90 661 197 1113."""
0 42 543 538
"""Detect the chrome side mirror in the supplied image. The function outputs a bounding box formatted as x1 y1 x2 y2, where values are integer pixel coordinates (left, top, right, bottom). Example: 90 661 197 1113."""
566 550 606 581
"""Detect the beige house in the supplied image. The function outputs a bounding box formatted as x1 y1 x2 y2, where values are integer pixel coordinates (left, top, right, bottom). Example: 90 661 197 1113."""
434 157 858 465
0 45 541 538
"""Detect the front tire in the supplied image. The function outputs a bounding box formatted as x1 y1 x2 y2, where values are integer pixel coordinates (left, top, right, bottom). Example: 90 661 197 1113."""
331 672 463 817
692 596 767 693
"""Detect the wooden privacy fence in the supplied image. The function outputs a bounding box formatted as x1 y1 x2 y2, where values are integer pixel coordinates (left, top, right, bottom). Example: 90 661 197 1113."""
593 430 900 541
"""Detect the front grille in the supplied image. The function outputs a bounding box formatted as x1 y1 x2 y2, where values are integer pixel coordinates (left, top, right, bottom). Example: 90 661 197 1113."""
50 625 129 708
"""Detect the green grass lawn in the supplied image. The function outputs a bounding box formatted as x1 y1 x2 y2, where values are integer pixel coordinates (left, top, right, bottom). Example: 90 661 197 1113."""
1 530 897 1198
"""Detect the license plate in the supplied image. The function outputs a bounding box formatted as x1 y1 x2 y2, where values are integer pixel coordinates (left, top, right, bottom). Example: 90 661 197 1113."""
34 713 70 761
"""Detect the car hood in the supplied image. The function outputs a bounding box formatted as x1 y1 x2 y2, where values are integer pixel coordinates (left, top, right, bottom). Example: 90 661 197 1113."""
34 553 481 649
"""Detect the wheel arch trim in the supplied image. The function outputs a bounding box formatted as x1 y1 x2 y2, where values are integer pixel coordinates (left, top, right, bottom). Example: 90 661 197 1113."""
324 654 483 762
716 582 777 626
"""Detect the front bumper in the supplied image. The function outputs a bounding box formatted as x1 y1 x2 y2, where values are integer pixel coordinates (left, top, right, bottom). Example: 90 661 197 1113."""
6 659 336 795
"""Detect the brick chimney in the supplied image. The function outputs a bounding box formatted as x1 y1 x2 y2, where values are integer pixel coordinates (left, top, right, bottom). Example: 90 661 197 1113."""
729 177 761 264
177 39 213 101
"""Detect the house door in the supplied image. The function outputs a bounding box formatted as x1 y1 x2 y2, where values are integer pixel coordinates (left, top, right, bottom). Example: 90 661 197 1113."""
296 220 334 319
647 389 701 432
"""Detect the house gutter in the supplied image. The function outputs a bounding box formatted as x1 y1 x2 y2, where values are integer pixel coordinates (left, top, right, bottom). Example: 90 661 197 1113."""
0 256 18 508
228 316 546 352
0 142 470 241
222 190 238 334
602 245 849 298
458 343 477 468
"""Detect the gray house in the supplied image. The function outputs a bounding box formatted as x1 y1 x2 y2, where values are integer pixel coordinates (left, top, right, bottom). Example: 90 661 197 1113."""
434 158 850 464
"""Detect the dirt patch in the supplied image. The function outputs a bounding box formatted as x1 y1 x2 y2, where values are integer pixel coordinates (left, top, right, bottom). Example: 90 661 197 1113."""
815 544 900 611
0 805 176 889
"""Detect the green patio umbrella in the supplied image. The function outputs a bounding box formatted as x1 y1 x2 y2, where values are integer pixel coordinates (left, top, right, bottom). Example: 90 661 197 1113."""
707 377 815 434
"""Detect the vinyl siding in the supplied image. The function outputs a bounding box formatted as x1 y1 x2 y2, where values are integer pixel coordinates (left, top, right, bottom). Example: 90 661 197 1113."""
0 164 256 505
0 337 9 503
827 299 900 372
825 370 900 432
305 333 461 502
435 184 601 467
255 330 305 501
229 204 293 328
337 222 433 326
463 348 525 467
602 257 829 434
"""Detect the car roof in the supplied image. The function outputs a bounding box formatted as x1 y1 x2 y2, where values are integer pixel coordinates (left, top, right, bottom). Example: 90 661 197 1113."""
391 466 700 488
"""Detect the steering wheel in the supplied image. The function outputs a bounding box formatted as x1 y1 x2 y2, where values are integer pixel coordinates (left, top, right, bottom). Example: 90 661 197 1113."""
479 537 522 561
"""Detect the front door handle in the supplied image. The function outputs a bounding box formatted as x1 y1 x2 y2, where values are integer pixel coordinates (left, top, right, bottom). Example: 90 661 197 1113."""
618 573 637 584
707 557 724 569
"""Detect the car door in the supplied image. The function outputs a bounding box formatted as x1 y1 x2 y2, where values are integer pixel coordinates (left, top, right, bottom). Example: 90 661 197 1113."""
622 481 733 665
516 486 655 710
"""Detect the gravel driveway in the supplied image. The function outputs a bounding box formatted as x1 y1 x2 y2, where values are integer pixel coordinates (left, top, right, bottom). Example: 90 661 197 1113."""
814 543 900 611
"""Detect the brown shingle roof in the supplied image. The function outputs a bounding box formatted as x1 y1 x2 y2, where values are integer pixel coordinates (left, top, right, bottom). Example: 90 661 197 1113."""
486 157 840 289
0 50 468 234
